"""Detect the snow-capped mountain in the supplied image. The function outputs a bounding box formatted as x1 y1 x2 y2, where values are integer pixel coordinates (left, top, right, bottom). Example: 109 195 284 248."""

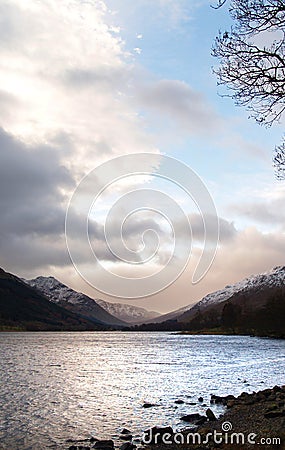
96 299 161 324
0 268 106 331
24 276 161 325
143 265 285 325
24 276 127 327
178 265 285 322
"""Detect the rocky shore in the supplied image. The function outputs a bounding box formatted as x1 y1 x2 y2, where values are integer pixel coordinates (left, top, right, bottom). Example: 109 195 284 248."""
65 386 285 450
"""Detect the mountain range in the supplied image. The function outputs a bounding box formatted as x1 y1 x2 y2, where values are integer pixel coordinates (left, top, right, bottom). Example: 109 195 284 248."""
0 268 106 331
25 276 160 325
130 266 285 338
0 265 284 336
25 276 127 327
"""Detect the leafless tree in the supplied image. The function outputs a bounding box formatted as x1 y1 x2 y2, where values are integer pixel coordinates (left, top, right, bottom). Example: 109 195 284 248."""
212 0 285 178
273 139 285 178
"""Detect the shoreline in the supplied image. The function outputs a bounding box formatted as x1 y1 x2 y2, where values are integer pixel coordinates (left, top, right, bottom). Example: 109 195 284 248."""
141 386 285 450
64 386 285 450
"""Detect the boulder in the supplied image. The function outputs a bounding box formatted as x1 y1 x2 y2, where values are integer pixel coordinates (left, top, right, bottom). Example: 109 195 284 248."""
120 443 136 450
206 408 216 421
195 416 207 425
227 399 236 408
180 413 205 422
119 434 132 441
92 440 114 449
264 410 285 419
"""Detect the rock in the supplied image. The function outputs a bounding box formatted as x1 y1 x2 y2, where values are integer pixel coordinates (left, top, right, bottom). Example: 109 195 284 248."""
68 447 91 450
227 400 236 408
120 429 131 435
255 392 265 402
92 440 114 449
196 416 207 425
120 444 136 450
206 408 216 421
187 402 197 405
180 413 205 422
142 402 156 408
143 426 173 444
264 410 285 418
174 399 184 404
262 389 273 398
90 437 97 443
225 395 235 401
244 399 255 405
210 395 226 404
119 434 132 441
198 397 203 402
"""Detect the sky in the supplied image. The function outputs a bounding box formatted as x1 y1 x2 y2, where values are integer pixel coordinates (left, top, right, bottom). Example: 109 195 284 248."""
0 0 284 313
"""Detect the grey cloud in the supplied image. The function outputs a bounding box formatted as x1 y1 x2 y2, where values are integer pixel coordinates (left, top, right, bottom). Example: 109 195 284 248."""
190 214 237 243
0 235 71 273
87 215 167 264
64 66 128 90
0 128 75 270
174 213 237 243
138 79 222 133
229 199 285 226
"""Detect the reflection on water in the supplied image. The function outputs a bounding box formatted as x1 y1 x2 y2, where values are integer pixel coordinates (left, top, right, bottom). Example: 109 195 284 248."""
0 332 284 449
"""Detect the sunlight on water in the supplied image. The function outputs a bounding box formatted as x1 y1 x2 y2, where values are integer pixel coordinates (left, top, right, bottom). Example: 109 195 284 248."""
0 332 284 449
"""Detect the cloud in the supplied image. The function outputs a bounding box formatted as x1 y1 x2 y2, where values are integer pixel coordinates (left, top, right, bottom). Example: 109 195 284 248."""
0 128 74 270
0 0 159 175
228 184 285 228
172 213 237 243
137 79 223 134
0 0 283 315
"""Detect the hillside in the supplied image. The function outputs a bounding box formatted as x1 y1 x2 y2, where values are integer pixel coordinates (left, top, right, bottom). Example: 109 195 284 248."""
96 298 161 324
0 268 107 331
25 276 127 327
129 266 285 337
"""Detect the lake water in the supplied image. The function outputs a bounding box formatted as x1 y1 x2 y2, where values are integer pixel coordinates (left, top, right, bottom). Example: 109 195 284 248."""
0 332 284 449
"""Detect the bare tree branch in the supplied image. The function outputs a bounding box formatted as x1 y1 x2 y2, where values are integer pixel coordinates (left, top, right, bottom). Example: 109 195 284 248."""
212 0 285 178
273 138 285 178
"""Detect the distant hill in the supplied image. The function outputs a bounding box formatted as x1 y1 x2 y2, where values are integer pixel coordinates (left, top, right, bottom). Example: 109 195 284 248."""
24 276 127 327
96 298 161 324
25 276 160 325
129 266 285 338
0 268 107 331
177 266 285 337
